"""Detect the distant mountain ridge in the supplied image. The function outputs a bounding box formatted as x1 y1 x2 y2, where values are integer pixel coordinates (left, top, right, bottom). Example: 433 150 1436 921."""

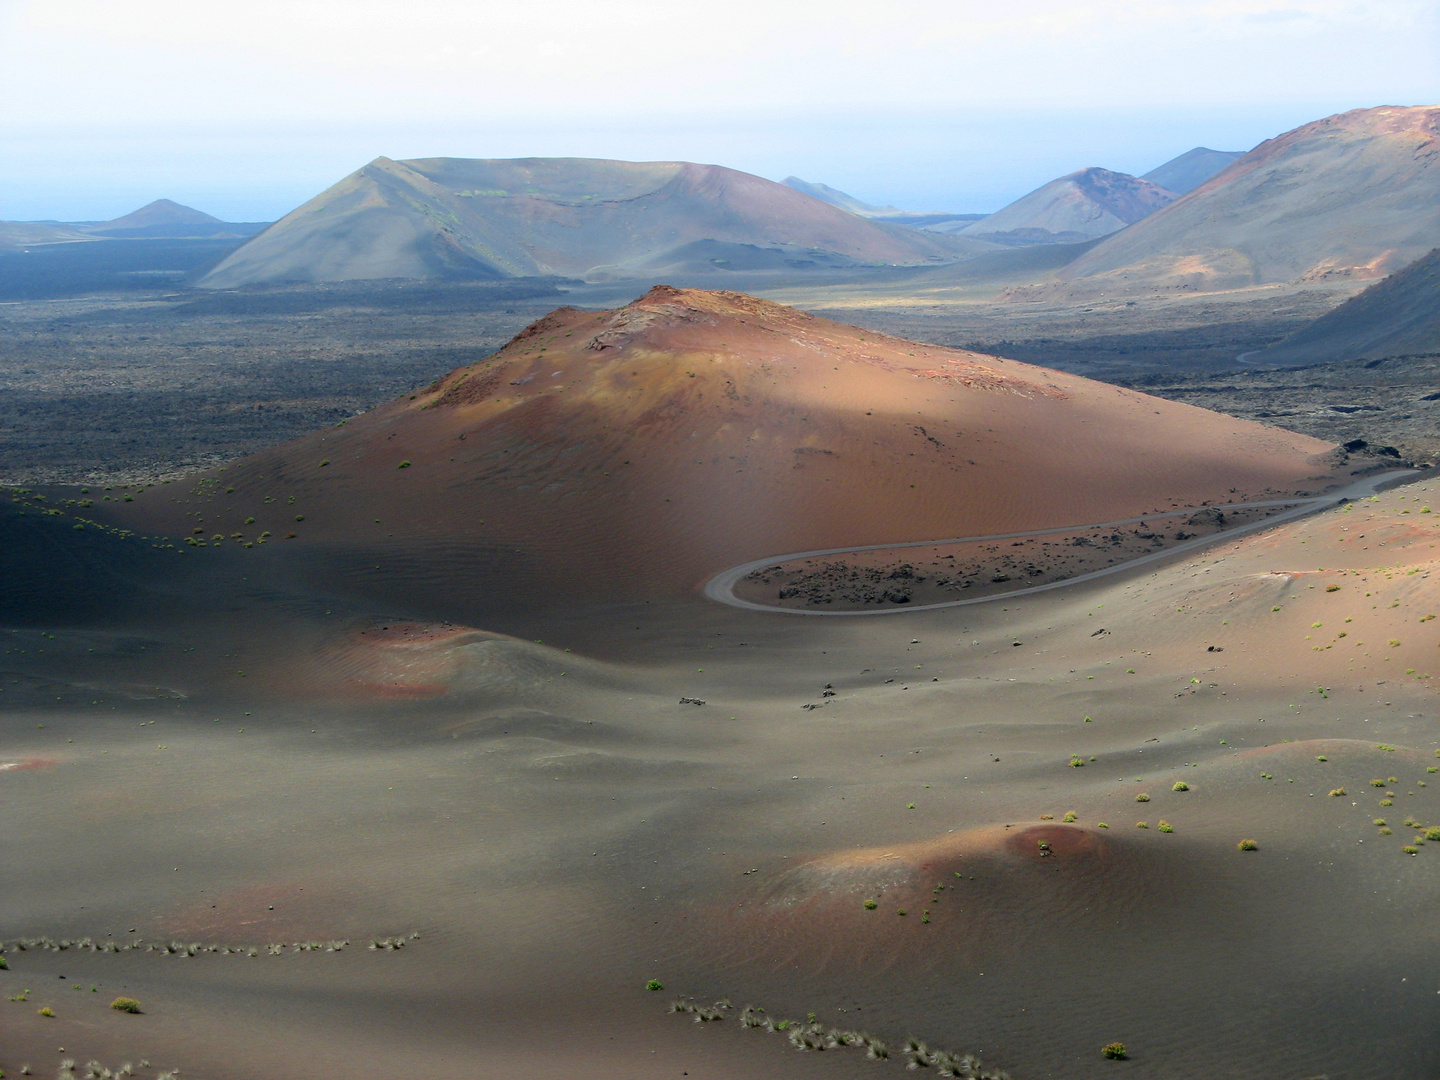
198 157 978 288
1056 105 1440 294
782 177 903 217
0 221 98 250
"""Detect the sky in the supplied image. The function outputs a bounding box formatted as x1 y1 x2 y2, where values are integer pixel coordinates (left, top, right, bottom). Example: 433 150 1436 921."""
0 0 1436 221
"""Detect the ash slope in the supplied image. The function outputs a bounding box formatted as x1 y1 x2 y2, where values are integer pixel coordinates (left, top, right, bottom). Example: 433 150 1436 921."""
1253 246 1440 365
196 157 972 289
1057 105 1440 295
112 286 1344 615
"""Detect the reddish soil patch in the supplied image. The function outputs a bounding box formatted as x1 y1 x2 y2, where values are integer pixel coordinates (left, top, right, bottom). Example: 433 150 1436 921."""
0 757 58 771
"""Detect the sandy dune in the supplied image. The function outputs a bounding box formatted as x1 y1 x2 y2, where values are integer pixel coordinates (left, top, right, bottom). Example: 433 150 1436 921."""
6 293 1440 1079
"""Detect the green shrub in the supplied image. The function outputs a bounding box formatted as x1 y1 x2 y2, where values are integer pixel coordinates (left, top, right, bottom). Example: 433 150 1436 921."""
1158 821 1173 833
1172 781 1189 792
1403 846 1419 855
1062 811 1077 822
110 997 142 1013
1237 838 1258 851
398 461 412 469
1135 793 1150 803
1101 1042 1127 1060
38 1007 54 1017
863 899 878 910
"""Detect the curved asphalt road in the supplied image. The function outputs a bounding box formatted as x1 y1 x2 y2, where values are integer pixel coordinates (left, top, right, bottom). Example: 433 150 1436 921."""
703 469 1421 616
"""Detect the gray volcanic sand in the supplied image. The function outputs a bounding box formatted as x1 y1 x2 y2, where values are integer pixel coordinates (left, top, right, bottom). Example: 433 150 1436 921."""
5 480 1440 1079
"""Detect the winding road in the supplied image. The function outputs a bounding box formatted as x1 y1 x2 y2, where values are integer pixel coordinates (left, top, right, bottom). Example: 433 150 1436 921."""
703 469 1421 616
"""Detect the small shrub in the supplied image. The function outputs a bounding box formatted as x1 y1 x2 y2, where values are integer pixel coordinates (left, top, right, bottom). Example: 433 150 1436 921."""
38 1006 54 1017
1135 793 1150 803
1381 799 1394 807
0 955 6 969
1374 818 1387 826
1158 821 1173 833
1237 838 1258 851
1172 781 1189 792
1101 1042 1128 1060
110 997 142 1013
1097 821 1109 828
1381 827 1393 835
1063 811 1077 822
1136 821 1148 829
1326 584 1340 592
863 899 878 910
1329 788 1347 797
1070 757 1085 768
1425 828 1440 842
1403 846 1419 855
398 461 411 469
1316 755 1328 762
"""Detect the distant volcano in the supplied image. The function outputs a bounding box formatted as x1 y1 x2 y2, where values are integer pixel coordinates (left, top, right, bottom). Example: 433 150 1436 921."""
1141 147 1245 195
86 199 270 239
197 157 976 288
952 167 1175 245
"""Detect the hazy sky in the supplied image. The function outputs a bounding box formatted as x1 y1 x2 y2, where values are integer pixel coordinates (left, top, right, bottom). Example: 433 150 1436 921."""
1 0 1436 219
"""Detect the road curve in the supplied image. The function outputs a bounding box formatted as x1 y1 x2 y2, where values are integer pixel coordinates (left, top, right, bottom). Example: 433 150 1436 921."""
702 469 1421 617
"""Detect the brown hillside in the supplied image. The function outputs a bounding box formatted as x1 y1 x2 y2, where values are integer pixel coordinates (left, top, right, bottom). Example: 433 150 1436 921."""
114 287 1345 610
